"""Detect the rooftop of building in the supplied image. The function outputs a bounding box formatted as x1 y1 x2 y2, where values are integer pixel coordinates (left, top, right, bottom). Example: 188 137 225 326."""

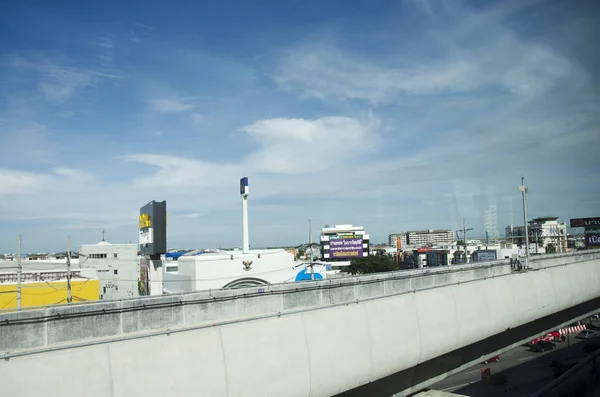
321 224 365 233
179 248 292 261
408 229 453 234
532 216 560 222
80 240 137 248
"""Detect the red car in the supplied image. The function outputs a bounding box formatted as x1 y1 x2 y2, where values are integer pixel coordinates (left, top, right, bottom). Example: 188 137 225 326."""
530 331 564 345
482 355 500 364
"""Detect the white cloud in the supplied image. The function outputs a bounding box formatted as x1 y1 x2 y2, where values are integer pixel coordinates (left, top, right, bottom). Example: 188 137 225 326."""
149 98 195 113
0 167 90 195
121 153 238 189
191 113 208 124
97 37 115 50
242 116 378 174
122 115 377 192
7 54 120 103
0 169 52 195
274 4 578 104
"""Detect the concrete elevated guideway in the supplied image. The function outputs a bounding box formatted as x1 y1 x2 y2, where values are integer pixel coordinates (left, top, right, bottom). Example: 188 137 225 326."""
1 251 600 397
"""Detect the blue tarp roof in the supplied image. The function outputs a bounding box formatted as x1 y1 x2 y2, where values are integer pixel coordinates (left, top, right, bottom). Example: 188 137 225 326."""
165 252 186 259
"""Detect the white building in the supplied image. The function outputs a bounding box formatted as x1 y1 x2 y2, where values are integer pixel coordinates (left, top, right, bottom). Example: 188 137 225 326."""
388 232 408 248
506 217 567 254
407 229 454 247
162 249 327 293
79 241 140 300
529 217 568 253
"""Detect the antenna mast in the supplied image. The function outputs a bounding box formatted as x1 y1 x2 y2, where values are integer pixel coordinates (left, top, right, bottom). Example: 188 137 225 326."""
519 176 530 269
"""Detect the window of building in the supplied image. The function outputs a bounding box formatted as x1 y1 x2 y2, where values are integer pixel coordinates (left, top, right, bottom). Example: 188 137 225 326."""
114 269 118 275
114 253 118 258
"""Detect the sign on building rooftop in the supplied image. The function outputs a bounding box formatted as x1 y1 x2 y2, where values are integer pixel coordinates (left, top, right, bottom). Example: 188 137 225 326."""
570 217 600 248
139 200 167 256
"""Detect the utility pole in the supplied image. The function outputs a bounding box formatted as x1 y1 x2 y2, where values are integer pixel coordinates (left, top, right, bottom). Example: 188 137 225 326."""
519 176 530 269
17 235 22 311
309 219 314 280
535 222 539 255
66 236 72 304
461 218 473 263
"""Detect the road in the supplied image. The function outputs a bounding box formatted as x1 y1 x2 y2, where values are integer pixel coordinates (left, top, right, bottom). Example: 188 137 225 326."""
427 319 600 397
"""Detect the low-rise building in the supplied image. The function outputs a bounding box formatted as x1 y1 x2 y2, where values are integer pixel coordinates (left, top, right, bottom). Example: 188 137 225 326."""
407 229 454 247
388 232 408 249
529 217 568 253
0 263 99 311
505 217 567 254
79 241 140 300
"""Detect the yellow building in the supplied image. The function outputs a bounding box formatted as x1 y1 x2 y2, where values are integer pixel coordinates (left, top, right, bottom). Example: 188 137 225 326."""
0 279 100 312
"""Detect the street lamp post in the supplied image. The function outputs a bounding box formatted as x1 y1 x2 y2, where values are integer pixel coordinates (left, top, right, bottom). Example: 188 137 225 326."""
519 176 530 269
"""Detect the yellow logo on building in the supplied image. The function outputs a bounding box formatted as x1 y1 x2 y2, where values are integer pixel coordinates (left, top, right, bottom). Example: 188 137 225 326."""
139 213 152 229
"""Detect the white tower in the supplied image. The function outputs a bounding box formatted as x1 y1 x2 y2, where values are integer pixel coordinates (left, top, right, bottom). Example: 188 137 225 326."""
240 177 250 253
484 205 499 240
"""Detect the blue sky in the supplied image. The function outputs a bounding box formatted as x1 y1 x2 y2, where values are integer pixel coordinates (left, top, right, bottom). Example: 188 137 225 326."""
1 0 599 253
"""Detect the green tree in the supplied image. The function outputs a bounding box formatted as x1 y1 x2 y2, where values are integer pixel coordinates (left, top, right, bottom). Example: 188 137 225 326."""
345 255 400 275
546 243 557 254
456 240 465 246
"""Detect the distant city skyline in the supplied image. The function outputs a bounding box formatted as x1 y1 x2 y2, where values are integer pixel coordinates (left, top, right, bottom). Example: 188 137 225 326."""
1 0 599 252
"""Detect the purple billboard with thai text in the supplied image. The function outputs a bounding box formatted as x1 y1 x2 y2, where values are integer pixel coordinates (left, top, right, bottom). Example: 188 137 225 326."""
585 233 600 247
329 237 364 259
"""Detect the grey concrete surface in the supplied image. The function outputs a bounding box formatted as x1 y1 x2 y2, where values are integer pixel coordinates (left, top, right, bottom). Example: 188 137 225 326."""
0 251 599 397
2 251 597 354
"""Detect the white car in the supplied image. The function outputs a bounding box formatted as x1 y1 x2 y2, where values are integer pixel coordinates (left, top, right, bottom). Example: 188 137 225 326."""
576 330 598 339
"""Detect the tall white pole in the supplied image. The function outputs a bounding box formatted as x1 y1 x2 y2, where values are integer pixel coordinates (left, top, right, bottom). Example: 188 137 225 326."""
520 176 530 269
242 197 249 253
17 235 22 311
241 177 249 254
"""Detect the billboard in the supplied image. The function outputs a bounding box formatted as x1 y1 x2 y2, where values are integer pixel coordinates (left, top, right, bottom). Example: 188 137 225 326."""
139 200 167 256
570 217 600 248
240 177 249 196
329 237 364 259
585 233 600 247
570 217 600 228
473 250 497 262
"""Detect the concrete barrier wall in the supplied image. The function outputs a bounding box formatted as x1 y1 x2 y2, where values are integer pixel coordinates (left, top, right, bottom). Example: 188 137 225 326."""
5 251 598 354
0 258 514 352
2 252 600 397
